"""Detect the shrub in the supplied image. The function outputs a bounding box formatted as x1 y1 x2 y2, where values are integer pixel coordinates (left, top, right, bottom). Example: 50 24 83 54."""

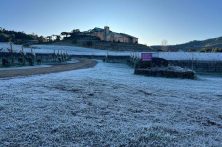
26 57 34 66
36 59 42 65
18 57 25 65
86 41 93 47
2 58 10 66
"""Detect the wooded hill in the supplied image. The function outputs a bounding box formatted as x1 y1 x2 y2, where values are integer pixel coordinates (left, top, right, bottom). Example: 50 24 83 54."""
151 37 222 52
0 27 46 44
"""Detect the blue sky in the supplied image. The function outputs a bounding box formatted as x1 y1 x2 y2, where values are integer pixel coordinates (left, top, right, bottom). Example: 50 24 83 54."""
1 0 222 45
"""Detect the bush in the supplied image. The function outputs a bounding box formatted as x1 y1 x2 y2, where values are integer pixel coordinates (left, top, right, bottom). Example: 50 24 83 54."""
152 58 169 67
72 39 77 44
2 58 10 66
58 57 62 63
86 41 93 47
18 57 25 65
36 59 42 65
26 57 34 66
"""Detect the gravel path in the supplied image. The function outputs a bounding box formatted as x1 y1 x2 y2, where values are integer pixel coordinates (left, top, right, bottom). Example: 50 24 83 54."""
0 58 97 79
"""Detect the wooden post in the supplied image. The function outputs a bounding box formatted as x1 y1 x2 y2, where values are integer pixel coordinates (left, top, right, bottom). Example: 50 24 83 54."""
9 42 14 65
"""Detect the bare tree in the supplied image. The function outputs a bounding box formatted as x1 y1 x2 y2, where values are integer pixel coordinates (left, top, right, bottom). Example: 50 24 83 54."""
161 40 168 51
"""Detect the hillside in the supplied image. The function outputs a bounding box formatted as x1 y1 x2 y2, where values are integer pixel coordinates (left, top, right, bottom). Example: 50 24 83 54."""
1 27 222 52
151 36 222 52
0 27 46 44
57 29 153 51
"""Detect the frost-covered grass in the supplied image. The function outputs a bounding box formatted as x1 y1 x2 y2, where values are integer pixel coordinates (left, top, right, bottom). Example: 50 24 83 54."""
32 44 222 61
0 61 222 146
0 65 52 71
1 43 222 61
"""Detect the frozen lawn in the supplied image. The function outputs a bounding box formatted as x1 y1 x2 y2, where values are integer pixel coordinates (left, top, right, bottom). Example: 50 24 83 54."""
0 61 222 146
1 43 222 61
0 65 52 71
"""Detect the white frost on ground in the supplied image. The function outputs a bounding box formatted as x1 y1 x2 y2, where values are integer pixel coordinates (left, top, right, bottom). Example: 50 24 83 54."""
1 43 222 61
0 65 52 71
0 61 222 146
32 44 222 61
156 52 222 61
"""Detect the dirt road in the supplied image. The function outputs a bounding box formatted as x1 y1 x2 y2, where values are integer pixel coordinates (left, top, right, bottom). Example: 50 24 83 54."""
0 58 97 78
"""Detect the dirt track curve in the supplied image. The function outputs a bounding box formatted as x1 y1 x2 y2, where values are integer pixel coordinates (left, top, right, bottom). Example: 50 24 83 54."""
0 59 97 79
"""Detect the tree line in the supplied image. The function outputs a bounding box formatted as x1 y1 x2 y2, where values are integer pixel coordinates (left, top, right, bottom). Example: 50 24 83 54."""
0 27 49 44
0 27 93 45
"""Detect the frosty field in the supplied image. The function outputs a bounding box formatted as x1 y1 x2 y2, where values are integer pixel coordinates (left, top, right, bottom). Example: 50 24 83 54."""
1 42 222 61
0 61 222 146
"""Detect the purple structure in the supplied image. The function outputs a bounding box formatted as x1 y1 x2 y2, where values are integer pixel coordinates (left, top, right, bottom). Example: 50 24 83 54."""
141 53 152 61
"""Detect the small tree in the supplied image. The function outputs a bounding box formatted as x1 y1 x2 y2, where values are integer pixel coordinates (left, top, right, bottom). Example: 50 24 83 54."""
61 32 70 38
72 29 80 33
38 36 46 43
86 41 93 47
56 35 61 41
161 40 168 51
2 58 10 67
46 36 52 42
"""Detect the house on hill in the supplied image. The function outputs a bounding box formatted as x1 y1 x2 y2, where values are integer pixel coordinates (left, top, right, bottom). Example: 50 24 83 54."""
89 26 138 44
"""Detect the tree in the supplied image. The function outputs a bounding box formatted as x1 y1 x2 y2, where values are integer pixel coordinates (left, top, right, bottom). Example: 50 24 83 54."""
0 34 9 42
38 36 46 43
56 35 61 41
61 32 70 38
161 40 168 51
86 41 93 47
72 29 80 33
46 36 52 42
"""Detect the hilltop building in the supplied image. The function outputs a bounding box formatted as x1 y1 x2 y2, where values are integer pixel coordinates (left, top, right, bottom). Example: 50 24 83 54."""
88 26 138 44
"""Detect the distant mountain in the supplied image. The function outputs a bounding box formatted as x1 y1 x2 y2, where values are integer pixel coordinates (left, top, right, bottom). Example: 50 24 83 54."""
151 36 222 52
